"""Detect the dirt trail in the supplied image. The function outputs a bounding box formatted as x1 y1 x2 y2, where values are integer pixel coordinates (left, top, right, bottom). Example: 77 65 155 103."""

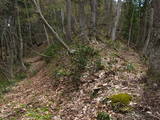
0 56 54 119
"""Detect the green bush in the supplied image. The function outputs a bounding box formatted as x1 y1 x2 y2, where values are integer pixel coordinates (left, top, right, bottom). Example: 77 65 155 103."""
72 45 98 70
97 112 111 120
71 45 98 85
44 43 61 63
15 72 27 80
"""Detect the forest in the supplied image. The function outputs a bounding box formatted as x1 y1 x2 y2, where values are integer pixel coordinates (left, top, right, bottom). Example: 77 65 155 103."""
0 0 160 120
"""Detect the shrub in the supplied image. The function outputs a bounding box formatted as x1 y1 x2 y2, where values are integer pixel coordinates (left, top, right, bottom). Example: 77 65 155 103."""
71 45 98 85
72 45 98 70
97 112 111 120
15 72 27 80
44 43 61 63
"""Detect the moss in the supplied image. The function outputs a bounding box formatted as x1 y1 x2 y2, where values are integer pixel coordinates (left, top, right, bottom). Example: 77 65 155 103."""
97 112 111 120
110 93 132 105
109 93 132 113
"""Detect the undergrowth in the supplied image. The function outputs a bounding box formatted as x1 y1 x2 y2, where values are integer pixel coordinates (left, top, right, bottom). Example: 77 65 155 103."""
44 43 62 63
105 39 123 50
25 107 52 120
97 112 111 120
0 72 27 96
70 44 99 86
49 43 102 88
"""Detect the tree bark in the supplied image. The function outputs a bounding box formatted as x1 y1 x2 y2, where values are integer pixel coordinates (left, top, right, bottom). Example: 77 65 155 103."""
148 0 160 77
61 9 65 34
43 24 50 45
105 0 112 36
90 0 97 38
128 6 135 46
143 8 154 54
17 1 26 71
78 0 89 42
111 0 122 41
66 0 72 41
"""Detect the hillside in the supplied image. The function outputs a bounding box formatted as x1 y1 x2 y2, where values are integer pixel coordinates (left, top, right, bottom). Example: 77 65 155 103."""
1 0 160 120
1 40 157 120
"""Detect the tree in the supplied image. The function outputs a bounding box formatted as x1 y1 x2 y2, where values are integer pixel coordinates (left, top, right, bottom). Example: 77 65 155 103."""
78 0 89 42
16 0 27 71
90 0 97 39
111 0 122 41
32 0 71 52
66 0 72 41
148 0 160 77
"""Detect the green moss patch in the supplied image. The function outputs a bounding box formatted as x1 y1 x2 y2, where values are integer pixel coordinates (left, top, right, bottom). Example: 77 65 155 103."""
109 93 132 113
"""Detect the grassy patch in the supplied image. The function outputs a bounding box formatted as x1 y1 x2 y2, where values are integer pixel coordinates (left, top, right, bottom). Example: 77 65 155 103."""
25 107 52 120
105 39 123 50
0 72 27 96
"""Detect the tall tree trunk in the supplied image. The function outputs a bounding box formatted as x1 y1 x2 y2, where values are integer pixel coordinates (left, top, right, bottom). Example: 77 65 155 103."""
111 0 122 41
105 0 113 36
61 9 65 34
128 6 135 46
90 0 97 39
143 8 154 54
17 1 26 71
43 24 50 45
78 0 89 42
8 31 14 78
66 0 72 41
149 0 160 78
141 10 148 45
24 0 32 44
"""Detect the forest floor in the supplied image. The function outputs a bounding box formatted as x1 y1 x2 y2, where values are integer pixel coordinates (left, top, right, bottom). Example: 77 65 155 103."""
0 40 160 120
